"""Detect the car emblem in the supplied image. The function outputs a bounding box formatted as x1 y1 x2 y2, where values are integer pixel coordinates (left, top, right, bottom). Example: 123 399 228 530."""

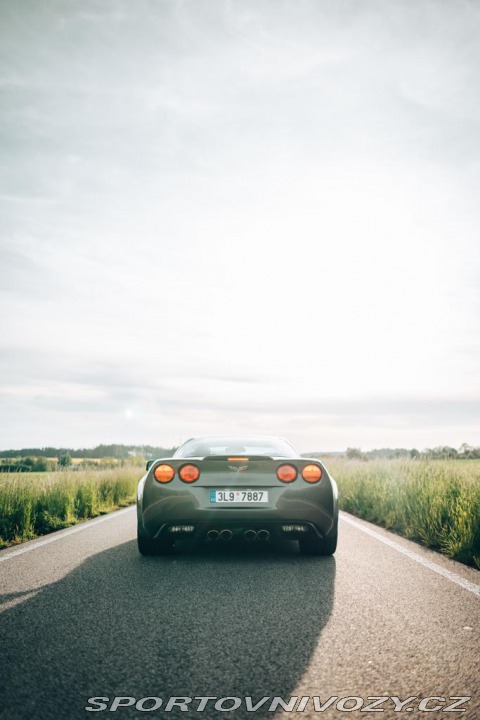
228 465 248 472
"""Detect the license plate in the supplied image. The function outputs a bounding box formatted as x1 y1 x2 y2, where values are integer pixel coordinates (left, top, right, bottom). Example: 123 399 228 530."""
210 490 269 503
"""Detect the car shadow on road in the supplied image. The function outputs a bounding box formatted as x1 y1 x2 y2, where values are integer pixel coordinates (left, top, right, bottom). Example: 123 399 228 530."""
1 538 336 720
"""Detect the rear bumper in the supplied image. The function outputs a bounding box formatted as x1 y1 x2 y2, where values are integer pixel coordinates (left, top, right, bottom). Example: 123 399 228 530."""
147 519 332 542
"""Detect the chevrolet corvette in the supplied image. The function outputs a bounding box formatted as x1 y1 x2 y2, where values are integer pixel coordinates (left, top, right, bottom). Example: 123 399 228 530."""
137 435 338 556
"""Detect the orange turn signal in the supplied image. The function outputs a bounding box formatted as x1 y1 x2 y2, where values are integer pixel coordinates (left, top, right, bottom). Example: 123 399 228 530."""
179 464 200 483
276 464 298 483
301 464 322 483
154 464 175 483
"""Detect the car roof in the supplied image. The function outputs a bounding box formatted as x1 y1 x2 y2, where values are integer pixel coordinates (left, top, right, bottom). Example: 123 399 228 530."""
183 435 290 442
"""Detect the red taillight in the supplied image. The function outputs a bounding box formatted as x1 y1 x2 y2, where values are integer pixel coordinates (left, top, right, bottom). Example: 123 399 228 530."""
276 464 298 483
179 464 200 483
302 464 322 483
154 464 175 483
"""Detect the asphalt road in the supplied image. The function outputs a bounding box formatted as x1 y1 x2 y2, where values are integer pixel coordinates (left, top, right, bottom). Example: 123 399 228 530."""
0 507 479 720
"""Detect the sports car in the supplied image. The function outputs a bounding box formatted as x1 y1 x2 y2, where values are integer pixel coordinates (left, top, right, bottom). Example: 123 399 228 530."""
137 435 338 556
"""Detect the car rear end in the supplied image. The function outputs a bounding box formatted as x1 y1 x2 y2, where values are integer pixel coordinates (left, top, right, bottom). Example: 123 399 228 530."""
137 454 338 550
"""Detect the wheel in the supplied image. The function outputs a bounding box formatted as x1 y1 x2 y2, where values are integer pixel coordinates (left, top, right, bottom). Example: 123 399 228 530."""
300 531 337 556
137 532 174 556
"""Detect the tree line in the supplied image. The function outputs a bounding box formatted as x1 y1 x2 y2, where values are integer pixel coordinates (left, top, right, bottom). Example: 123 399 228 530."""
2 442 479 473
0 444 178 472
344 444 480 460
0 444 177 460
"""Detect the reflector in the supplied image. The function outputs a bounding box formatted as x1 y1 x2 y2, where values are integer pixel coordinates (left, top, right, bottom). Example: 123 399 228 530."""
154 464 175 483
169 525 194 533
276 464 298 483
282 524 308 533
179 464 200 483
302 464 322 483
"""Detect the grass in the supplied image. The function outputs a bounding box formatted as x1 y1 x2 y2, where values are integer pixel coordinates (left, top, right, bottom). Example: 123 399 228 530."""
0 466 139 548
327 458 480 569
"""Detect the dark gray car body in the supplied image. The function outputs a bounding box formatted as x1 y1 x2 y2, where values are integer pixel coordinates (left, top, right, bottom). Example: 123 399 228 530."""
137 435 338 555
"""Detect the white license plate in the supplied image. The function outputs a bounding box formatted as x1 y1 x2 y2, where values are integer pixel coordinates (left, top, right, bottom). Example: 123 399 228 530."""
210 490 269 503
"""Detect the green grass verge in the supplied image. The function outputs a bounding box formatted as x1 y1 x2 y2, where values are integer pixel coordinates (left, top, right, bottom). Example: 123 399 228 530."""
0 466 139 548
328 458 480 569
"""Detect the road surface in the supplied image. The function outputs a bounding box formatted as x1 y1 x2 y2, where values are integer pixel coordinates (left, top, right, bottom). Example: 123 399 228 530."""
0 507 479 719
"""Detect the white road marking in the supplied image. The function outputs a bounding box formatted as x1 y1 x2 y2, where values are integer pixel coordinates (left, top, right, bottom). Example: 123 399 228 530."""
340 511 480 598
0 506 135 563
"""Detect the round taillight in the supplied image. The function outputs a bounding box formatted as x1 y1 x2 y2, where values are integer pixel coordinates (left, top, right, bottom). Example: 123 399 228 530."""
154 464 175 483
302 464 322 483
179 464 200 483
276 464 298 483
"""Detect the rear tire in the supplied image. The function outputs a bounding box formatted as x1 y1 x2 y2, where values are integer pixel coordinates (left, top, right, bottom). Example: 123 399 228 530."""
137 533 174 556
300 531 337 556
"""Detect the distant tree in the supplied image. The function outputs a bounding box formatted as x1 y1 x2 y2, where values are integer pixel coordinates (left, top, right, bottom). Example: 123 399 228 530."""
459 443 474 459
58 454 72 468
34 459 51 472
346 447 366 461
424 446 458 460
409 448 420 459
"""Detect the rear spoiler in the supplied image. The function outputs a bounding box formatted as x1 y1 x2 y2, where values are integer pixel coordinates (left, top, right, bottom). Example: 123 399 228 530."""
146 455 278 471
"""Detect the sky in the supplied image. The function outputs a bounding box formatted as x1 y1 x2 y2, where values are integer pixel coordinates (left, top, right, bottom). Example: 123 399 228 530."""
1 0 479 452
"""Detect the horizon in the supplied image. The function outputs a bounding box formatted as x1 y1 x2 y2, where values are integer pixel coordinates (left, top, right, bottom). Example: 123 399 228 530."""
1 0 479 451
0 439 477 456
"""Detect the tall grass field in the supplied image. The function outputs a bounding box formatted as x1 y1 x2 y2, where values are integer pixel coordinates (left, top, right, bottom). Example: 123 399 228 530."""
328 458 480 569
0 466 139 548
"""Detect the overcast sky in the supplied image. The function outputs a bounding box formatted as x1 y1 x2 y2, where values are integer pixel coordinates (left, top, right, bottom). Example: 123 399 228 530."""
1 0 479 452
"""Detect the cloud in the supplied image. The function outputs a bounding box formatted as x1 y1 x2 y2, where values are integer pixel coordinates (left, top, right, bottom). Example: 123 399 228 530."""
1 0 479 448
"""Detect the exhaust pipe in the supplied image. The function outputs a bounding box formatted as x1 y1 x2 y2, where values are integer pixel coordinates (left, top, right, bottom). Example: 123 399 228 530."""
257 529 270 541
244 530 257 542
207 529 220 541
219 529 233 541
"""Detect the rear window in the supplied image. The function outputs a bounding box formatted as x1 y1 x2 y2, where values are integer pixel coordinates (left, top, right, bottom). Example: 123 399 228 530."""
174 436 297 459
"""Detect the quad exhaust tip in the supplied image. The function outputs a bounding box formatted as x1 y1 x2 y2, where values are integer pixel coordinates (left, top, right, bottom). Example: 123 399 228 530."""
244 529 270 541
207 529 233 541
209 529 271 542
